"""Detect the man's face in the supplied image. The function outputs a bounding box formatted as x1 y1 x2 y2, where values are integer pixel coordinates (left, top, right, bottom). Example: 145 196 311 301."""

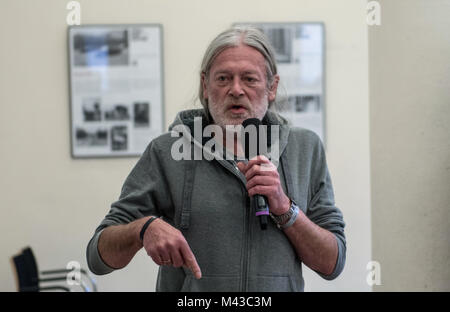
202 45 279 128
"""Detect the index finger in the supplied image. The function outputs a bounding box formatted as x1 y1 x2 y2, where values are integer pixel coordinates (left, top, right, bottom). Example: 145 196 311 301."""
180 244 202 279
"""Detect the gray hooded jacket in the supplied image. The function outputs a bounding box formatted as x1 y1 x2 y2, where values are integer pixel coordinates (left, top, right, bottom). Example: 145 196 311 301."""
86 109 346 291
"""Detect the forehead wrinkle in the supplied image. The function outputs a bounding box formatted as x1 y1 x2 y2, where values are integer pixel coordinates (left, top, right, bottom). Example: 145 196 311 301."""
210 47 266 78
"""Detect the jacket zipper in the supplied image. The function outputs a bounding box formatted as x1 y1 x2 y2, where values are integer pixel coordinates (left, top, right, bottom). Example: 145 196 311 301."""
216 159 251 292
242 193 251 292
230 161 251 292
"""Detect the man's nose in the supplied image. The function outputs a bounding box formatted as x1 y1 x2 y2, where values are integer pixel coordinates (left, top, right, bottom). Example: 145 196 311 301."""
228 77 244 98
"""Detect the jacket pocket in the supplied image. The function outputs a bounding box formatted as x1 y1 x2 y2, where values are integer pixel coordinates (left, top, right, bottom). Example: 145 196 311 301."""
248 275 300 292
180 275 240 292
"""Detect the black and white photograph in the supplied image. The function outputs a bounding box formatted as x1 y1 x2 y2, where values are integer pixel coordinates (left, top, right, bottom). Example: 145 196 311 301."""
289 95 321 113
72 29 129 67
104 104 130 121
82 97 102 122
263 27 293 64
236 22 325 143
75 127 108 147
133 102 150 127
68 25 164 157
111 126 128 151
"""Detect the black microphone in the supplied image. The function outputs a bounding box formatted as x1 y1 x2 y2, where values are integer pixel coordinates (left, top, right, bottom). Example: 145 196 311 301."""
242 118 269 230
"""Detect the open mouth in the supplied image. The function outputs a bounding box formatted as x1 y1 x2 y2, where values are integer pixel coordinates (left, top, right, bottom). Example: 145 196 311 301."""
229 104 247 113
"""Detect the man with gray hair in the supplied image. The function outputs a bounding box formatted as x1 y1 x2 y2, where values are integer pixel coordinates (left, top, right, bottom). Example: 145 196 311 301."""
87 26 346 291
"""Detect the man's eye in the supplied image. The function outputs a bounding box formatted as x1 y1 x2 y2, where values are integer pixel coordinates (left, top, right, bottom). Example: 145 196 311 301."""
217 76 227 81
245 77 257 82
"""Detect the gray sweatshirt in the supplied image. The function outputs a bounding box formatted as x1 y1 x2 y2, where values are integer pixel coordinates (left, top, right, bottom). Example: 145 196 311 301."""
86 109 346 291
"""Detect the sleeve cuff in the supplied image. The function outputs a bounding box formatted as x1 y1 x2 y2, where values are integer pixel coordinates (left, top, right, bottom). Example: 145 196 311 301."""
86 228 116 275
316 234 346 281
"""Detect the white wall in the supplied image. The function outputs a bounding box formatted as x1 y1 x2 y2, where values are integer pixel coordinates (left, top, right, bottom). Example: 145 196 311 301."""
369 0 450 291
0 0 371 291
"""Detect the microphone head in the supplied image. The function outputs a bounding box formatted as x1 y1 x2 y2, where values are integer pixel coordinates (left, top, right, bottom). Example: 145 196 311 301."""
242 118 261 129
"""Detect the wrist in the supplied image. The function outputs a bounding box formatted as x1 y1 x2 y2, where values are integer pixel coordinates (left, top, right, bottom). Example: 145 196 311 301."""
138 216 158 243
270 199 299 230
131 217 153 246
273 196 291 216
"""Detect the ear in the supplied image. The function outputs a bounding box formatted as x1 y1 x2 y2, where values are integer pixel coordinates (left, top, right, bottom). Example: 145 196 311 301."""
268 74 280 102
201 72 208 100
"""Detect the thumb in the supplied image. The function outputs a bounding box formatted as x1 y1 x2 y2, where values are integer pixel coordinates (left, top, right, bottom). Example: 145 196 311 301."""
236 161 246 173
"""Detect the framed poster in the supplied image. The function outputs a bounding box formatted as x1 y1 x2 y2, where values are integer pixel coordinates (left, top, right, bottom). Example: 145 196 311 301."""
234 22 326 145
68 24 164 158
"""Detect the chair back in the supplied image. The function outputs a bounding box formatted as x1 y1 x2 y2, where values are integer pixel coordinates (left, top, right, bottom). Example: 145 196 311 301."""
11 247 39 292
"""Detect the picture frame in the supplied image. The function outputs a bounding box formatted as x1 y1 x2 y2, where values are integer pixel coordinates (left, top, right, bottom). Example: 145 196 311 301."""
234 22 326 145
68 24 164 158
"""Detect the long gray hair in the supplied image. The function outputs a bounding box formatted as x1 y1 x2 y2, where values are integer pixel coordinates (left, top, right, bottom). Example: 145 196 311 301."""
198 26 279 119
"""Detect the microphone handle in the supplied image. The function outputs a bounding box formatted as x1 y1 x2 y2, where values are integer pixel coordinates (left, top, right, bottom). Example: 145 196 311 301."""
254 194 269 230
